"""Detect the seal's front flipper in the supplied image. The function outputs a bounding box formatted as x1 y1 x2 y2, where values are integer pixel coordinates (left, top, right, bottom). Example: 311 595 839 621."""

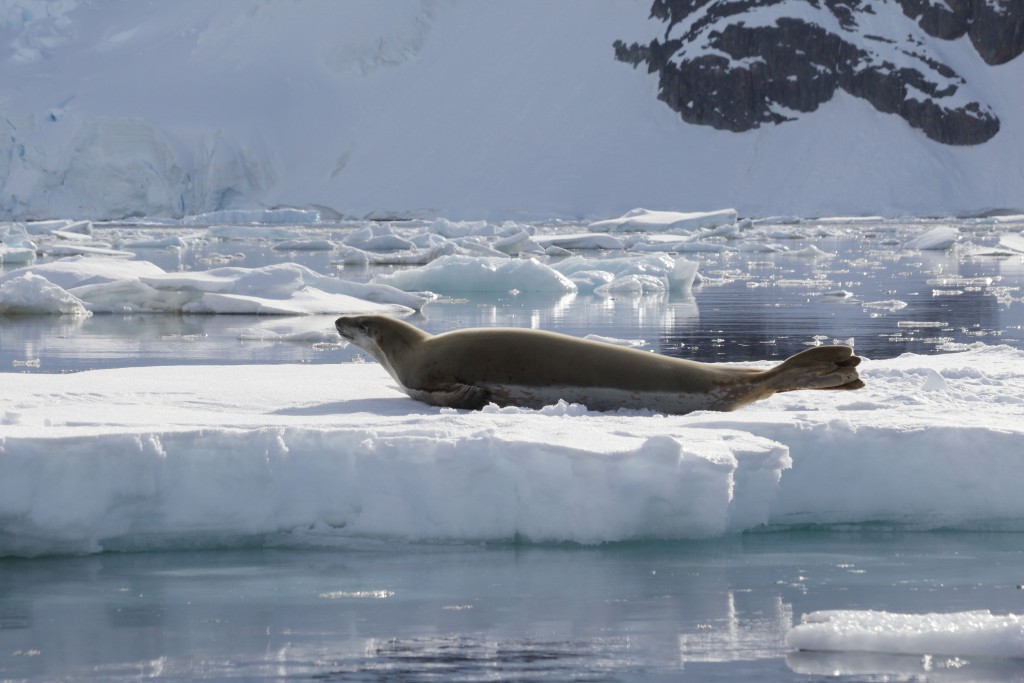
407 383 491 410
765 346 864 393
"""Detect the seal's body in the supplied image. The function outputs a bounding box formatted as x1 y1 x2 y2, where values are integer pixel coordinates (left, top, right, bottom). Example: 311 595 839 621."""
335 315 863 414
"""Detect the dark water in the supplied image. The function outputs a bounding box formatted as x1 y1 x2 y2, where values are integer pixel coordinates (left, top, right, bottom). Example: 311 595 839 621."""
2 532 1023 682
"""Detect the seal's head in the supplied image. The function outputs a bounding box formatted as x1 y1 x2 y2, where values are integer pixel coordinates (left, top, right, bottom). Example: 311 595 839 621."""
335 315 428 383
335 315 392 358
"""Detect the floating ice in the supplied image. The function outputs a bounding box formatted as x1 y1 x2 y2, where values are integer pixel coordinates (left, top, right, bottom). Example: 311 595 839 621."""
594 274 668 296
551 255 698 293
23 219 92 236
427 219 492 238
273 239 335 251
904 226 959 250
372 255 578 294
863 299 909 312
0 256 166 289
0 272 90 316
534 233 626 250
1 345 1023 556
589 208 738 233
121 234 194 249
790 245 832 258
0 245 36 264
492 230 544 255
998 233 1024 253
0 225 37 264
183 208 321 225
787 610 1024 659
343 227 416 252
0 258 423 315
582 334 647 348
206 225 303 241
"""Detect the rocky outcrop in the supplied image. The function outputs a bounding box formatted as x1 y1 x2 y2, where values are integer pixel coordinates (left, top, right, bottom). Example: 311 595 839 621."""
896 0 1024 65
615 0 1023 145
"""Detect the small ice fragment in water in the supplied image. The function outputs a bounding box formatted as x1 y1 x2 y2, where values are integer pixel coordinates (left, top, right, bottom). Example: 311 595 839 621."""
583 334 647 348
319 590 395 600
898 321 948 328
863 300 908 312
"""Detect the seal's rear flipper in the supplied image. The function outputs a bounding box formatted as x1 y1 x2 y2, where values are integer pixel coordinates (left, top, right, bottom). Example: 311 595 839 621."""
766 346 864 393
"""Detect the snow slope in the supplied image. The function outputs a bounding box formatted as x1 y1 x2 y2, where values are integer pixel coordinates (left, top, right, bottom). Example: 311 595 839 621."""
2 0 1022 220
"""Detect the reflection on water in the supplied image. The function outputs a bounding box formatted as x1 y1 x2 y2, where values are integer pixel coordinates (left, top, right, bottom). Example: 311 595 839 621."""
679 592 792 665
2 532 1023 682
2 230 1023 372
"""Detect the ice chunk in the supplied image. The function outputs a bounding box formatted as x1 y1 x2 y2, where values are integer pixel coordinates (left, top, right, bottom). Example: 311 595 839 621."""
998 233 1024 253
0 259 422 315
0 272 90 316
0 246 37 264
904 226 959 250
594 274 668 296
534 233 626 250
272 239 335 251
183 208 320 225
788 610 1024 659
372 255 577 294
552 255 697 293
590 208 737 233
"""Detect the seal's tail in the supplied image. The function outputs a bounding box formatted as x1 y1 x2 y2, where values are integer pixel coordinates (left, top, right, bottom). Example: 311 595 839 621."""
763 345 864 393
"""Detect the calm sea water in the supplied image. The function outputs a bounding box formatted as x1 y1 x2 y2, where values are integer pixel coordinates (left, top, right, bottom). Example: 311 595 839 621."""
2 221 1024 681
3 533 1024 682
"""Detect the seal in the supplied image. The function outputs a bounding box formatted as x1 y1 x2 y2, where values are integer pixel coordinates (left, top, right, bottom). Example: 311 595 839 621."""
335 315 863 414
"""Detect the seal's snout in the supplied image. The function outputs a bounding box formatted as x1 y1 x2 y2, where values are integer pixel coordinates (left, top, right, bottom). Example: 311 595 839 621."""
335 316 356 340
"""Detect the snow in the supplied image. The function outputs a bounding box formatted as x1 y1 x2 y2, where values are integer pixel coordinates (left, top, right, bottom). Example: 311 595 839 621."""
1 343 1022 557
1 2 1022 220
787 610 1024 659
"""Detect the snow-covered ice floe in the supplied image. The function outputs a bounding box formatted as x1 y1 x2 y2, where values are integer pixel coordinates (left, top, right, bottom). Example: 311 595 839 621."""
1 345 1022 557
0 257 424 315
788 610 1024 659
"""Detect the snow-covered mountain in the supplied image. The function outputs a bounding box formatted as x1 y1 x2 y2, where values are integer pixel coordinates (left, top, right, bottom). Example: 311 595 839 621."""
615 0 1024 145
1 0 1022 220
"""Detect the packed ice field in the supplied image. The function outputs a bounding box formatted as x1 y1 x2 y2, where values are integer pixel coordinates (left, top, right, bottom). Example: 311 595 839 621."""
3 207 1024 661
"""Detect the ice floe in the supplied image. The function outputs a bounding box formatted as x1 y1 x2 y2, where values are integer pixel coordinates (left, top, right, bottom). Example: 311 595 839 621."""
788 610 1024 659
0 258 423 315
1 345 1022 557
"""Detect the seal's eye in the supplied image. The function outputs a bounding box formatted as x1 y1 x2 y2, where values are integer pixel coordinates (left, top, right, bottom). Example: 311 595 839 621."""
358 322 371 335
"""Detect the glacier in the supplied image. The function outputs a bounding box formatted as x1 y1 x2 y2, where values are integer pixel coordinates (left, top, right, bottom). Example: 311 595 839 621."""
2 0 1023 220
